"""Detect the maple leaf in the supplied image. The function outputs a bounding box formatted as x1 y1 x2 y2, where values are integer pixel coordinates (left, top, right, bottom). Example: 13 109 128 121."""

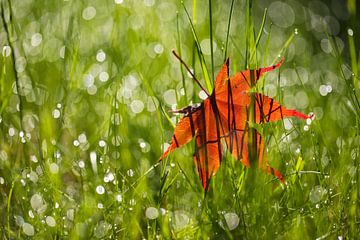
160 58 310 189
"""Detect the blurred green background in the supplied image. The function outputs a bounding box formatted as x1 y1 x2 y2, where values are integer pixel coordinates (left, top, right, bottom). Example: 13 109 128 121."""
0 0 359 239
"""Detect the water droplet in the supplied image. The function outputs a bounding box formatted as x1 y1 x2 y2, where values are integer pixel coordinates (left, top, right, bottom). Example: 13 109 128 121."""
2 45 11 57
78 160 85 168
129 198 136 205
159 208 166 215
99 140 106 147
82 6 96 20
116 194 122 202
99 71 109 82
59 46 65 59
163 89 177 105
14 215 24 226
22 222 35 236
46 216 56 227
52 109 61 119
94 221 111 239
114 0 123 4
130 100 144 114
198 90 208 100
73 140 80 147
326 85 332 93
223 212 240 230
146 207 159 219
30 193 47 213
29 171 38 183
347 28 353 36
67 209 74 221
84 74 94 88
78 133 87 143
303 125 309 131
8 127 15 137
309 185 327 203
0 177 4 184
127 169 134 177
96 185 105 195
87 85 98 95
172 210 190 230
104 172 115 183
96 50 106 62
49 163 59 174
28 210 34 218
31 33 42 47
97 203 104 209
294 28 298 35
154 43 164 54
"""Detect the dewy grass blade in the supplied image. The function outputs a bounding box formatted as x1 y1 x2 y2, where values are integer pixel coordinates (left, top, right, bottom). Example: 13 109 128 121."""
182 2 212 93
208 0 214 83
224 0 235 62
176 13 188 102
348 29 358 92
255 8 268 48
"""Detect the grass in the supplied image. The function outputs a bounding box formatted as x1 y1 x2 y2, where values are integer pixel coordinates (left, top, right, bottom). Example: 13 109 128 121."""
0 0 359 239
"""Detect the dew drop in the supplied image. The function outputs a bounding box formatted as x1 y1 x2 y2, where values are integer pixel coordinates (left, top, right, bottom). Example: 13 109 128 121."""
8 127 15 137
52 109 61 119
82 6 96 20
22 222 35 236
78 133 87 143
116 194 122 202
99 71 109 82
127 169 134 177
49 163 59 174
99 140 106 147
2 45 11 57
130 100 144 114
73 140 80 147
96 185 105 195
67 209 74 221
31 33 42 47
78 160 85 168
223 212 240 230
198 90 208 100
145 207 159 219
154 43 164 54
46 216 56 227
96 50 106 62
59 46 65 59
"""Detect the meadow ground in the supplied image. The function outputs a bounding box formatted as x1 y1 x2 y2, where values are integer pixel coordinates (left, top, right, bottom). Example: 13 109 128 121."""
0 0 359 239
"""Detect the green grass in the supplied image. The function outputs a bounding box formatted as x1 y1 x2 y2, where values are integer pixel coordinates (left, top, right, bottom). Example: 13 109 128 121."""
0 0 359 239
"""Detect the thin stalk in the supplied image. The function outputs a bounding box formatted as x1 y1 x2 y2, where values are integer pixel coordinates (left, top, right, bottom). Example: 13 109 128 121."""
208 0 214 82
7 177 18 239
245 0 257 166
224 0 235 62
176 13 187 102
348 30 358 92
0 1 24 130
172 50 209 97
193 0 197 25
182 3 212 92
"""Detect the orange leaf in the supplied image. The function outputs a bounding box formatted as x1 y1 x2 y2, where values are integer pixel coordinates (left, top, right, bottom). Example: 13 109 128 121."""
160 59 310 189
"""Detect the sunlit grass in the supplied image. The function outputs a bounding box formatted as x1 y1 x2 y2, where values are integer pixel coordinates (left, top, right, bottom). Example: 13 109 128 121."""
0 0 359 239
